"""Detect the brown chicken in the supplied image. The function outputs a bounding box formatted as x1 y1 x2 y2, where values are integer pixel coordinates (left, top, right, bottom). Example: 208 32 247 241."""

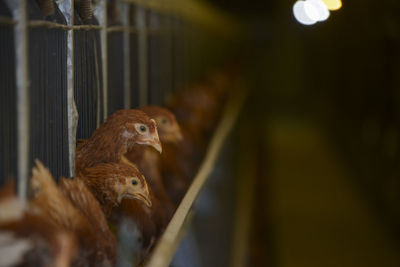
124 106 182 232
167 85 220 169
0 181 77 267
116 197 157 264
29 160 115 266
29 160 152 267
58 177 118 264
80 162 155 264
74 109 163 264
140 106 183 144
80 162 152 218
140 105 183 216
160 70 233 204
76 109 162 175
159 141 191 205
161 87 217 204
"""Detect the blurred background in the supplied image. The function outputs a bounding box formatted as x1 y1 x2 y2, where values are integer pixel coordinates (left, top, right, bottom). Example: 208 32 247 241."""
217 0 400 266
189 0 400 266
1 0 400 266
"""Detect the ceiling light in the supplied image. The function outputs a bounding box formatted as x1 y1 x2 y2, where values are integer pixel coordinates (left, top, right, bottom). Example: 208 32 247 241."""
293 1 318 25
321 0 342 11
308 0 330 21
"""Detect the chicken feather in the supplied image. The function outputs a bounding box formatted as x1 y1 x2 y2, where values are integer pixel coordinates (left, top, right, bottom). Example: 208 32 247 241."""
76 109 161 175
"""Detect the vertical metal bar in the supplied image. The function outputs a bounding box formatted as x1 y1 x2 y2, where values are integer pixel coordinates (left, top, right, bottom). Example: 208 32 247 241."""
121 1 131 109
94 0 108 120
137 6 148 106
10 0 29 203
59 0 77 178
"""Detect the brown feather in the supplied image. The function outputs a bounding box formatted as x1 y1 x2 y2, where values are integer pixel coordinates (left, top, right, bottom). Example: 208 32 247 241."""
0 178 77 267
59 178 117 259
75 109 158 174
29 160 115 267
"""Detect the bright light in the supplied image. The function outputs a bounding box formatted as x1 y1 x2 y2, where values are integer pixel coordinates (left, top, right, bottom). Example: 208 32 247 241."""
293 0 333 25
321 0 342 10
304 1 320 21
309 0 330 21
293 1 317 25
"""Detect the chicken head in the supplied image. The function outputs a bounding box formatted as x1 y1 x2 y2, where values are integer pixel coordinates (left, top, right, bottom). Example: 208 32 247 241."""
141 106 183 144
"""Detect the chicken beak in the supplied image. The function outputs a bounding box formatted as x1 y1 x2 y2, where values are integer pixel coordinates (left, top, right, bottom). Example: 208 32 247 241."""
151 131 162 153
138 137 162 153
153 141 162 154
175 129 183 142
138 194 152 207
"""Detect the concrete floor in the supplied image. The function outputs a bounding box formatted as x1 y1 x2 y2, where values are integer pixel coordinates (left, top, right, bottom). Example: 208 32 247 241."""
265 118 400 267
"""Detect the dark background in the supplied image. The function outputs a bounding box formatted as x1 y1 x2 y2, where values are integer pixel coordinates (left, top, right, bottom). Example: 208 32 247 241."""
200 0 400 266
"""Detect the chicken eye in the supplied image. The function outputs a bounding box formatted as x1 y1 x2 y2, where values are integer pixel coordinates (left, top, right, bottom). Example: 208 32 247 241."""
161 118 167 124
132 180 138 186
135 123 148 134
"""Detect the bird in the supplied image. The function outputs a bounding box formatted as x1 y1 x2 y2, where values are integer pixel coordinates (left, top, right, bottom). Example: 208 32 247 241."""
115 197 157 264
167 85 219 167
75 109 162 175
74 109 163 263
79 161 152 218
79 161 156 265
159 141 191 206
29 160 113 267
140 105 183 216
0 180 77 267
140 105 183 144
161 88 216 204
160 73 232 204
58 177 117 265
124 106 182 231
29 160 152 267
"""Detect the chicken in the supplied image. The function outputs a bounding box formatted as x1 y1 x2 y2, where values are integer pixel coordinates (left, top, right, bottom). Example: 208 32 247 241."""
73 109 163 263
29 160 152 267
140 106 183 144
63 162 155 266
76 109 162 175
80 162 152 218
140 105 184 217
160 87 217 204
160 71 233 204
168 68 235 144
0 181 77 267
169 84 222 138
58 177 117 264
116 198 157 264
124 106 182 232
29 160 113 266
159 141 191 205
79 161 155 264
166 84 220 170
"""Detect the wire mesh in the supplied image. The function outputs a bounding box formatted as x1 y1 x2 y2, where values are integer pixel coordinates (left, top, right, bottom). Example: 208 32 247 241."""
27 0 69 180
73 8 104 139
0 0 17 185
